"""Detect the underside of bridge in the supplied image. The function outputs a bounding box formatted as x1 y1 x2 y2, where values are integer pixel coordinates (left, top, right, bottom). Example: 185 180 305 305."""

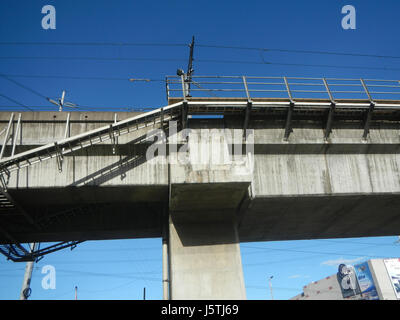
1 76 400 299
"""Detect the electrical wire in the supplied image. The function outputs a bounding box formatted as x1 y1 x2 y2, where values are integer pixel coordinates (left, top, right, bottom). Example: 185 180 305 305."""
0 41 187 47
241 244 390 260
0 73 49 100
0 56 185 62
0 73 165 82
196 43 400 60
1 55 399 72
1 41 399 60
0 93 34 111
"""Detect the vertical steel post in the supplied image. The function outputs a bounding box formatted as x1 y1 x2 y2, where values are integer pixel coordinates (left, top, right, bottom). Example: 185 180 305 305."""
322 78 336 140
360 79 375 140
162 209 170 300
283 77 294 141
20 243 38 300
0 113 14 160
11 113 21 157
181 74 188 99
165 77 170 102
242 76 252 139
268 276 274 300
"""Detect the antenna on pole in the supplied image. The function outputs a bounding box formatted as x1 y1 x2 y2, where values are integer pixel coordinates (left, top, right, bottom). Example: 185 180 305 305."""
177 36 195 97
47 90 77 112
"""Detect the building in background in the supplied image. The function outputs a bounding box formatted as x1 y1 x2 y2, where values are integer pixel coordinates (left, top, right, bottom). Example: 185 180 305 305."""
291 258 400 300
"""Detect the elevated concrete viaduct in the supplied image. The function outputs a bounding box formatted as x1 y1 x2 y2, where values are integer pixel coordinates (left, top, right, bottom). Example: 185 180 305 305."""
1 76 400 299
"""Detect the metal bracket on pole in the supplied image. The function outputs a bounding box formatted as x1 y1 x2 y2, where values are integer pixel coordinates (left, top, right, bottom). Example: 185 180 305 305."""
323 78 336 141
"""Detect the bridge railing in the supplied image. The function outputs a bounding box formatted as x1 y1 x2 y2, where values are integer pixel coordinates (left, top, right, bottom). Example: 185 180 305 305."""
166 75 400 102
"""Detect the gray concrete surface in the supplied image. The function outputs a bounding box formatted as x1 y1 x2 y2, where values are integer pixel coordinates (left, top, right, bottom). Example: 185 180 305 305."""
2 108 400 299
2 111 400 243
169 218 246 300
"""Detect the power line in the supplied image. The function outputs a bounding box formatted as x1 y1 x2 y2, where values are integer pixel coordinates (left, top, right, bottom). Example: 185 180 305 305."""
0 73 165 82
241 244 389 260
0 105 155 112
0 73 48 100
315 238 400 247
196 43 400 60
0 41 187 47
197 58 400 72
0 93 34 111
2 56 400 72
37 258 160 264
0 56 185 63
1 41 399 60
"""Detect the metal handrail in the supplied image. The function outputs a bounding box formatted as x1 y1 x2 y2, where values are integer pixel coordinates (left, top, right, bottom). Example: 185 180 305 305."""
166 75 400 102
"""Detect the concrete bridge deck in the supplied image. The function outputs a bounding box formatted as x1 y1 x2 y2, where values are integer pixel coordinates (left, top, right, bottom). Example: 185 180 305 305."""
0 98 399 243
1 95 400 299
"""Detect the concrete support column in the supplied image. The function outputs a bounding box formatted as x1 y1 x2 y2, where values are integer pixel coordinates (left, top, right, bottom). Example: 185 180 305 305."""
168 217 246 300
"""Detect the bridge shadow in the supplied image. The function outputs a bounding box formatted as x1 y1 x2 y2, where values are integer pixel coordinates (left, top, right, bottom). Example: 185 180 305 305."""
68 129 165 187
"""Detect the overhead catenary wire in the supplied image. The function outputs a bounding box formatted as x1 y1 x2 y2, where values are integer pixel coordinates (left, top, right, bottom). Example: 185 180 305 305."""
196 43 400 60
0 93 34 111
0 41 188 47
0 73 49 101
241 244 392 260
0 73 165 82
1 41 400 60
1 55 400 72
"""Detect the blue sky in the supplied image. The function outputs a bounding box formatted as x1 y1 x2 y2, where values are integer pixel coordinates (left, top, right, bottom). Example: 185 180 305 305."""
1 0 400 300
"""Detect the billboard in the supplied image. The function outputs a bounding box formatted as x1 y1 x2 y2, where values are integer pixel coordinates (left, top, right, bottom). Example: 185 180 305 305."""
383 258 400 299
337 264 361 298
354 262 379 300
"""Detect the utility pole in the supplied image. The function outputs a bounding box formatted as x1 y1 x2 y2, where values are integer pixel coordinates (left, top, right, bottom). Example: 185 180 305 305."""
20 243 38 300
268 276 274 300
143 287 146 300
162 211 170 300
177 36 195 97
186 35 195 96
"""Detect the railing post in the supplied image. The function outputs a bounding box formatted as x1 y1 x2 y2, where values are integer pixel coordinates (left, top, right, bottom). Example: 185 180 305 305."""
180 74 187 100
322 78 335 103
360 78 374 103
242 76 253 140
360 78 375 141
283 77 295 141
0 113 14 160
283 77 294 103
322 78 336 141
11 113 21 157
165 77 170 102
242 76 251 101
